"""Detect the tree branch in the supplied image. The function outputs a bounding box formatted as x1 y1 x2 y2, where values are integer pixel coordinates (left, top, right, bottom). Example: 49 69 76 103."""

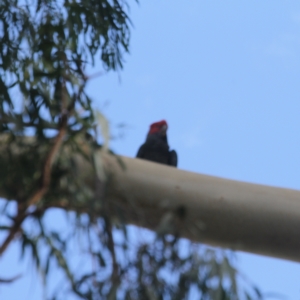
0 208 26 255
27 116 67 207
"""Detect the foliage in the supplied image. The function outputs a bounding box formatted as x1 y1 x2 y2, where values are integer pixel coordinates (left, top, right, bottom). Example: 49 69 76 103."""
0 0 265 299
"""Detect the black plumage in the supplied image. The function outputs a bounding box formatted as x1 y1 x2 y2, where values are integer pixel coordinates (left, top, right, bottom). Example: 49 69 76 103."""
136 120 178 167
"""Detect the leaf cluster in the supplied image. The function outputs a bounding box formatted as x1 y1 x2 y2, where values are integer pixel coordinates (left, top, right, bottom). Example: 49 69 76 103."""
0 207 265 300
0 0 131 137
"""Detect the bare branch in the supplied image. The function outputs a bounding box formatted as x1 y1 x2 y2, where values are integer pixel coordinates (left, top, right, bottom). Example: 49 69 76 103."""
26 117 67 207
0 208 26 255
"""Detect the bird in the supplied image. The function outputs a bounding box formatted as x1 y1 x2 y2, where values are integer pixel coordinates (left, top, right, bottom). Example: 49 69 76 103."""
136 120 178 167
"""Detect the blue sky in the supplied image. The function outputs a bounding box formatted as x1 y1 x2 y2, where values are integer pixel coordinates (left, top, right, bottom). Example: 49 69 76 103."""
1 0 300 299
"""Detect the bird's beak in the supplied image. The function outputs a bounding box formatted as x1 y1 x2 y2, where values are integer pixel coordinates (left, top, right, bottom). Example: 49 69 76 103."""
161 125 168 135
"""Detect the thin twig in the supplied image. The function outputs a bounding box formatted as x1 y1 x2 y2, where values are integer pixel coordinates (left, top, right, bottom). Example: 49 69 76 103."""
27 116 67 207
0 208 26 255
104 216 119 283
